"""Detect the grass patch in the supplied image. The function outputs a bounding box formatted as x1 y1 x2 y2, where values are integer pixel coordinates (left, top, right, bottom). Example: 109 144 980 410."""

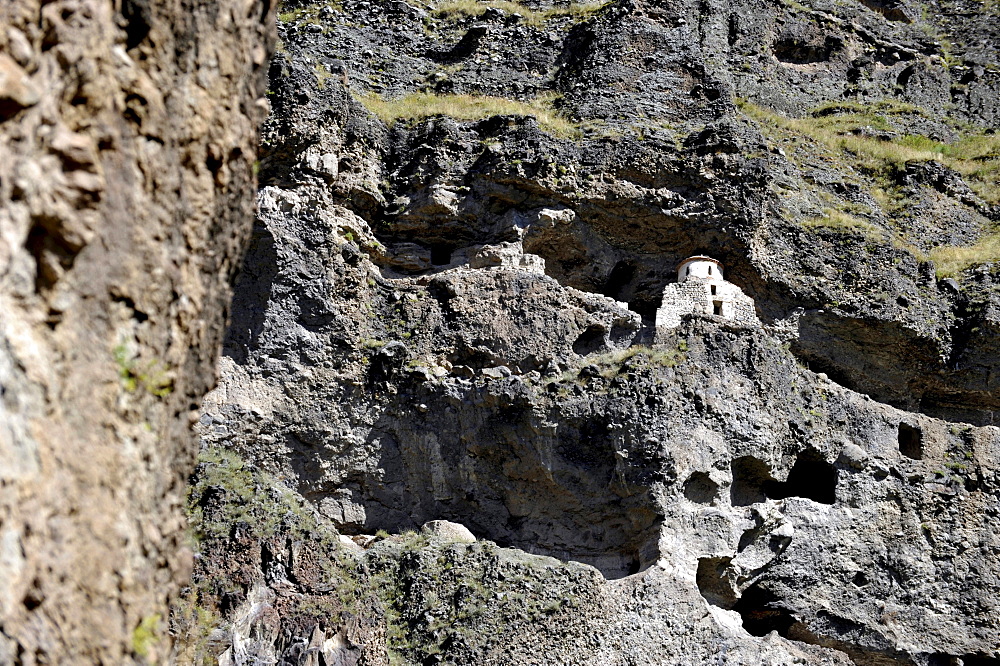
740 99 1000 273
433 0 605 26
359 91 579 137
278 2 341 24
547 344 688 385
589 345 687 371
738 99 1000 204
809 99 925 119
802 208 881 234
929 234 1000 277
365 537 589 665
315 63 334 89
113 343 174 398
169 593 221 666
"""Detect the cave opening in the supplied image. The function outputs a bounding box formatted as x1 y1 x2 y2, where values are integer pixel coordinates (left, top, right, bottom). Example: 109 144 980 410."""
898 423 923 460
121 0 152 51
684 471 720 504
730 456 776 506
958 655 1000 666
772 36 841 64
573 324 607 356
731 451 837 506
732 584 797 637
767 449 838 505
346 408 664 581
602 260 635 301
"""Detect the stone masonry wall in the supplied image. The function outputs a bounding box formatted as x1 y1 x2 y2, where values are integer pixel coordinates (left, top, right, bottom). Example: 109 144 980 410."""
656 279 759 341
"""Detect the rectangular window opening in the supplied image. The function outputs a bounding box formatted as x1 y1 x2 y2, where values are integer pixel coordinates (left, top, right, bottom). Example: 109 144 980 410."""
431 244 453 266
713 301 723 316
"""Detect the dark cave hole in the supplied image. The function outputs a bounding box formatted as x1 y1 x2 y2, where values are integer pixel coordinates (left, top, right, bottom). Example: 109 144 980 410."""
897 65 915 87
609 322 635 347
26 222 78 293
773 36 841 64
353 408 664 580
602 260 635 301
219 590 245 616
22 589 42 612
630 297 660 321
430 244 453 266
898 423 923 460
731 451 837 506
960 655 1000 666
121 0 152 50
573 324 607 356
733 585 797 637
206 153 223 174
683 471 720 504
730 456 776 505
766 448 838 505
929 655 1000 666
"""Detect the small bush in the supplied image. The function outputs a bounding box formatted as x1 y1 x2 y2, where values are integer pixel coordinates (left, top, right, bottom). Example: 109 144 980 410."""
809 99 925 118
186 448 317 542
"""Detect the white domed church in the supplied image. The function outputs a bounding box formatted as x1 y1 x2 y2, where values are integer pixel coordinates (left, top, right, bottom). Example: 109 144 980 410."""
655 256 759 332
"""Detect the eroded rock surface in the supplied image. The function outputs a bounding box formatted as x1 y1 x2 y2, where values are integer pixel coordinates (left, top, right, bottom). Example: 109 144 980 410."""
184 0 1000 664
0 1 273 662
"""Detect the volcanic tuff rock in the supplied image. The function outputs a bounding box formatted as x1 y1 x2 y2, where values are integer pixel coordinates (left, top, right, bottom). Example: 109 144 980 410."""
185 0 1000 664
0 0 274 662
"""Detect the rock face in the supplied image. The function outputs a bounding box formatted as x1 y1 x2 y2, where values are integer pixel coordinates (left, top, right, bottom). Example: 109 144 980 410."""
0 1 273 662
186 0 1000 664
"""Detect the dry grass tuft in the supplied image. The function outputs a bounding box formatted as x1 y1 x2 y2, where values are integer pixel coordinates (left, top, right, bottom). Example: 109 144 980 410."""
359 91 579 137
433 0 605 26
739 99 1000 275
738 99 1000 205
929 234 1000 277
802 208 881 235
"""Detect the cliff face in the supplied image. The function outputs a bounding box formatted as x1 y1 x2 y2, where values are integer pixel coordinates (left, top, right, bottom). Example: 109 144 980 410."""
186 0 999 664
0 1 273 662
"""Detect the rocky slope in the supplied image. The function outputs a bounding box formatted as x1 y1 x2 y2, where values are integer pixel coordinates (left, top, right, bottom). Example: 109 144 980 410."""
181 0 1000 664
0 1 273 662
